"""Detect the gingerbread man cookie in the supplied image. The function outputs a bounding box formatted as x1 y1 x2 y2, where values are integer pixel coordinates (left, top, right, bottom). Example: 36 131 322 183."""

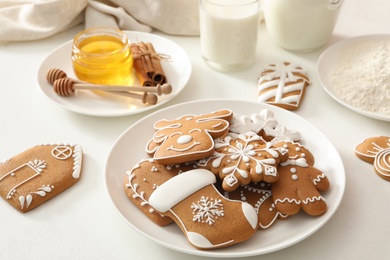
355 136 390 181
271 142 329 216
199 131 288 192
146 109 233 165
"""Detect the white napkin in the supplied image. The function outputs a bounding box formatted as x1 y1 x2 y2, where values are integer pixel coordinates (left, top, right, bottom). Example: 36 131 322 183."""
0 0 87 42
0 0 200 42
85 0 200 36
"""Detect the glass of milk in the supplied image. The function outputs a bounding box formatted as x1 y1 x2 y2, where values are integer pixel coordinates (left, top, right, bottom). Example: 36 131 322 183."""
263 0 344 52
199 0 261 72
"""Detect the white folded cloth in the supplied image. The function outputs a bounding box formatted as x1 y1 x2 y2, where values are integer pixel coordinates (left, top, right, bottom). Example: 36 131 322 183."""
0 0 200 42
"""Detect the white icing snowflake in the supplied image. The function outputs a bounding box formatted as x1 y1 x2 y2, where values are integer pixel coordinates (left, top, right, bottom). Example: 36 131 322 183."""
191 196 224 225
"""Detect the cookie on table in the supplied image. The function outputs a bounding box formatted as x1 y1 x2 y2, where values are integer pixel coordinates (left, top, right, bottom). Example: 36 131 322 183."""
271 141 329 216
125 159 258 249
0 144 83 213
257 62 310 110
355 136 390 181
146 109 233 165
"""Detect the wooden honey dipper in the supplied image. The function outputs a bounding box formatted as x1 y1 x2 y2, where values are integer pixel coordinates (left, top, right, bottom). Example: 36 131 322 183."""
47 68 172 95
53 78 158 105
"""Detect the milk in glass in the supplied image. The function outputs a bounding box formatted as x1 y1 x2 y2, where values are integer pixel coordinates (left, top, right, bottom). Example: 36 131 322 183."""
199 0 261 72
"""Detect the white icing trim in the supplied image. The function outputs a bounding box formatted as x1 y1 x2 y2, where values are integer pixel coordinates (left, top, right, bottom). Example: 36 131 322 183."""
148 169 216 212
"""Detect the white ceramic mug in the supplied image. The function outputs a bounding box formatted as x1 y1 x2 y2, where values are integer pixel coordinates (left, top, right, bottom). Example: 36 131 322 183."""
263 0 343 52
199 0 261 72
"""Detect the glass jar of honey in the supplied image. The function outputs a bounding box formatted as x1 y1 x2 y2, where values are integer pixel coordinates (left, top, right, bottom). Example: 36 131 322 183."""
71 27 134 86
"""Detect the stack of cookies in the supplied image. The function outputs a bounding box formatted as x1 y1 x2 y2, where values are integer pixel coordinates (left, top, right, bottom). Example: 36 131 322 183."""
124 109 330 250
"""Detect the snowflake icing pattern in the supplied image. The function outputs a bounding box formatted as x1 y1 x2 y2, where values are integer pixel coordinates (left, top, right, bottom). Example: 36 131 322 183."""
191 196 224 225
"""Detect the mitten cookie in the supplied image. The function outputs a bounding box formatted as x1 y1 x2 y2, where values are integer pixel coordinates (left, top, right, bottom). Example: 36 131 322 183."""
199 131 288 192
219 181 288 229
257 62 310 110
355 136 390 181
146 109 233 165
271 142 329 216
148 168 258 249
0 144 83 213
124 158 199 226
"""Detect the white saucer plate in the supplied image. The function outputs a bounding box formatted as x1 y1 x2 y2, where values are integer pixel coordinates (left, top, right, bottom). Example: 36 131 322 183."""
105 99 346 258
317 34 390 121
37 31 191 117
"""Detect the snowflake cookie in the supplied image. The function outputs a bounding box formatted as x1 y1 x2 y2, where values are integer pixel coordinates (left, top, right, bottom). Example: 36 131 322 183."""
355 136 390 181
271 142 330 216
125 159 258 250
0 144 83 213
257 62 310 110
199 131 289 192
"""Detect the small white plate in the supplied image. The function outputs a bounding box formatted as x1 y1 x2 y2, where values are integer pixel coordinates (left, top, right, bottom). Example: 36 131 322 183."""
317 34 390 121
105 99 345 258
37 31 191 117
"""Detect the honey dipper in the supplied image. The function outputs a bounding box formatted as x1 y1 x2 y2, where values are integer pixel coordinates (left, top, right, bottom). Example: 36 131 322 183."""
47 68 172 95
53 78 158 105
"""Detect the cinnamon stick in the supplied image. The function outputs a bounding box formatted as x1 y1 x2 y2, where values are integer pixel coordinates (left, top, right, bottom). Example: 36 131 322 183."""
138 41 154 78
130 43 154 86
146 42 167 85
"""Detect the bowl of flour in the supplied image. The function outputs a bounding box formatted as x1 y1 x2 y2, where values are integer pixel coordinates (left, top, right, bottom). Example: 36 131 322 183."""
317 34 390 121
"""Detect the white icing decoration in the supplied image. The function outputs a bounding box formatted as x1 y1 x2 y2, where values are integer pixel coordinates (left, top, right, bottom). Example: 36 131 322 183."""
292 174 298 180
313 173 326 185
149 169 216 213
191 196 224 225
51 146 73 160
281 158 308 167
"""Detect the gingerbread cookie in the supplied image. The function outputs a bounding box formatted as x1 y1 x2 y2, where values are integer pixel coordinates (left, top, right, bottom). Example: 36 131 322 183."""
229 109 301 143
0 144 83 212
199 131 289 192
271 142 329 216
124 158 198 226
146 109 233 165
355 136 390 181
125 159 258 249
219 181 289 229
257 62 310 110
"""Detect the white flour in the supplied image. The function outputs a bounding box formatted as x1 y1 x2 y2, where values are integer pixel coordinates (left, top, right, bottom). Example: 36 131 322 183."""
329 39 390 116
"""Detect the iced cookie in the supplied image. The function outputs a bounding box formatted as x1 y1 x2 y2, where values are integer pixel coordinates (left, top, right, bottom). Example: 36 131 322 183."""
219 181 289 229
125 159 258 249
124 158 198 226
229 109 301 143
271 142 329 216
0 144 83 213
199 131 288 192
355 136 390 181
146 109 233 165
257 62 310 110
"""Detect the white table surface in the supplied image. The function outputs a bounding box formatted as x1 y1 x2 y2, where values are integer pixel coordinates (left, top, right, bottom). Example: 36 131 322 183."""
1 0 389 259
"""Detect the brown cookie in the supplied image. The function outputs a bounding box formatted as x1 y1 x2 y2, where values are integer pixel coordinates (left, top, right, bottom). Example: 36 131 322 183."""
0 144 83 212
257 62 310 110
271 142 329 216
125 159 258 249
218 181 289 230
146 109 233 165
355 136 390 181
124 158 198 226
199 131 289 192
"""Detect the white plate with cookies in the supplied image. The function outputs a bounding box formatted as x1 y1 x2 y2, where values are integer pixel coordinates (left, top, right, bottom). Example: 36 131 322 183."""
37 31 191 117
105 99 345 258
